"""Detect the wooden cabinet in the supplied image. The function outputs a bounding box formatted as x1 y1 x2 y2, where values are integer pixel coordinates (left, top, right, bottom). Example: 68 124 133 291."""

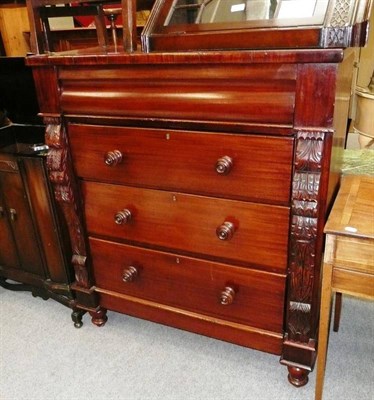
24 0 372 388
0 126 83 327
26 49 349 386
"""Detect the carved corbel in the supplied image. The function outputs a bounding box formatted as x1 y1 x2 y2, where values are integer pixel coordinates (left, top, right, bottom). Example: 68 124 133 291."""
43 116 96 309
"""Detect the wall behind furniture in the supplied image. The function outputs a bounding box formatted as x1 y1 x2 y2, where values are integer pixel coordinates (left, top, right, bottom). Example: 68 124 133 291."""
345 6 374 149
0 4 30 56
0 3 74 56
357 6 374 88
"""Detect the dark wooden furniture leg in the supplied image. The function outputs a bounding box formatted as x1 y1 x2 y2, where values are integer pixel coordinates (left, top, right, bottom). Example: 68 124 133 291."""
333 292 342 332
89 308 108 327
71 309 85 328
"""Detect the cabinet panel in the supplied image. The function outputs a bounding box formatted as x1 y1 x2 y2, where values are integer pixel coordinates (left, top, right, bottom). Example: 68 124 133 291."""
21 156 72 283
0 192 19 268
83 181 290 272
0 170 45 276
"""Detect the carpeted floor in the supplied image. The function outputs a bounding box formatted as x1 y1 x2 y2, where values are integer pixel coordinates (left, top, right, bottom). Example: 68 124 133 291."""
0 286 373 400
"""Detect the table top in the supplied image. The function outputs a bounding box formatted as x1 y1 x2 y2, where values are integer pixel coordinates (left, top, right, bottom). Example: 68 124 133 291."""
324 175 374 239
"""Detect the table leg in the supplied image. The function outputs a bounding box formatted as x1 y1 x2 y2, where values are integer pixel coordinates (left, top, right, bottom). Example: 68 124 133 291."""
315 261 334 400
333 292 342 332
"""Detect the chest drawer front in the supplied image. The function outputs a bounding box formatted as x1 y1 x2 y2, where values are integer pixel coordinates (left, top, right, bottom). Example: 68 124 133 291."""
83 182 289 272
90 238 286 333
60 64 296 126
69 124 293 204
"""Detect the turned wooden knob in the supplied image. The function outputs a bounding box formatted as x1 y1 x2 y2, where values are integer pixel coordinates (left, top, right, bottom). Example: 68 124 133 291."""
220 286 236 305
215 156 233 175
122 266 138 282
104 150 123 166
114 209 132 225
216 221 235 241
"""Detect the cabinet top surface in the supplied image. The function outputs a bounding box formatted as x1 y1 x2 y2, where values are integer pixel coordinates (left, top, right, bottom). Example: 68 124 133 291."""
325 175 374 239
26 48 344 66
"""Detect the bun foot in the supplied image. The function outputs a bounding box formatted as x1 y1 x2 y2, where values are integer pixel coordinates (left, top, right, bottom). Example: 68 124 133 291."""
90 308 108 327
71 310 85 328
287 366 309 387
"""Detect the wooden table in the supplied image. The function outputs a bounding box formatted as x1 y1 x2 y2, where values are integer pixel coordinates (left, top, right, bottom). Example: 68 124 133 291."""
315 174 374 399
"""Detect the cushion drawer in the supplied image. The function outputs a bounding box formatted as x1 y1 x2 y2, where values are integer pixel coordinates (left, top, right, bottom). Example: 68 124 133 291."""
69 124 293 204
60 63 296 126
82 182 289 272
90 237 286 333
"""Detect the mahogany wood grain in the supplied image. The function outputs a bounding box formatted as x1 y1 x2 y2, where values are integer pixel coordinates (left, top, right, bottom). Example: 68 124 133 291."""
59 62 297 79
68 124 294 205
26 49 344 65
31 66 60 114
98 291 283 355
82 182 290 272
294 64 337 128
145 28 322 52
90 237 286 332
59 64 296 125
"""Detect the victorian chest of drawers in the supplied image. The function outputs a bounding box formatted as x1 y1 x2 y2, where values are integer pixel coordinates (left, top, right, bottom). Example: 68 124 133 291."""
24 0 373 384
27 46 354 385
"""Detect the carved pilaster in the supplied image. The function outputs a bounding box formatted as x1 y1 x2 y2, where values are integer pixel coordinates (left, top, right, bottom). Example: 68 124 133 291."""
287 130 324 344
43 116 89 289
281 130 327 385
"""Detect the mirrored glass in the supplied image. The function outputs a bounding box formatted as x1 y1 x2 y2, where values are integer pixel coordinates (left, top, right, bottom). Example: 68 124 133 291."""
164 0 329 26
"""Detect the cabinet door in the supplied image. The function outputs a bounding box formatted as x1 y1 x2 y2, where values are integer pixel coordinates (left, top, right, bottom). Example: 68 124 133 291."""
21 156 72 283
0 191 20 269
0 170 45 276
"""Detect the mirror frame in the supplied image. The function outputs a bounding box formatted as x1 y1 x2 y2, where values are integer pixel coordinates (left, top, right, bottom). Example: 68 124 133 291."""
142 0 373 51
